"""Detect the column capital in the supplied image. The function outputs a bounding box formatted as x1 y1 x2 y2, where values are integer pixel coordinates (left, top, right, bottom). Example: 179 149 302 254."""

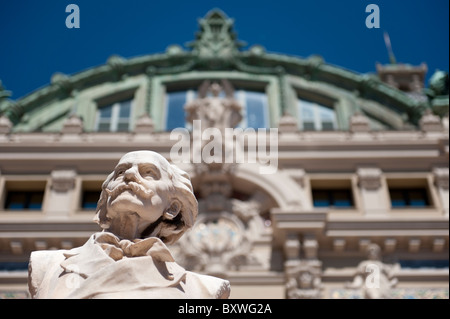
433 167 449 190
357 167 382 190
51 169 77 192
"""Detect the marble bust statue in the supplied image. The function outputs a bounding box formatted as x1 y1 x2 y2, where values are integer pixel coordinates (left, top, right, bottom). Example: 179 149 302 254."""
28 150 231 299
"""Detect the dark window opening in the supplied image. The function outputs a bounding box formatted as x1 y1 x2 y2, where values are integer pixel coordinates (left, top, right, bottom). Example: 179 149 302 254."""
389 188 430 208
399 260 449 269
0 262 29 271
5 191 44 210
312 189 353 208
82 191 101 210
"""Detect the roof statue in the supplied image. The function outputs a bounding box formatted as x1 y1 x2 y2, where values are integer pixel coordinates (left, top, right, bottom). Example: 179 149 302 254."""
28 150 231 299
425 70 450 117
428 70 449 97
184 79 243 132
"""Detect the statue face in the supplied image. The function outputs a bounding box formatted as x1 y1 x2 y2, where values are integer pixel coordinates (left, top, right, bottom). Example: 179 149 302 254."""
104 151 175 239
210 83 222 97
367 244 381 261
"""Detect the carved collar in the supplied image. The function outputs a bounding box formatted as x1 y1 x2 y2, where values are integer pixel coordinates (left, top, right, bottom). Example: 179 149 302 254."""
59 232 186 298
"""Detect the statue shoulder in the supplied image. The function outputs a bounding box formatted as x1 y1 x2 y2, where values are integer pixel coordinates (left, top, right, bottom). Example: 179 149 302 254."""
29 249 66 268
28 250 67 298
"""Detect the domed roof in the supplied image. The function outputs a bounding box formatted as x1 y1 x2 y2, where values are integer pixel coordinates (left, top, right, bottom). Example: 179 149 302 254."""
0 9 443 133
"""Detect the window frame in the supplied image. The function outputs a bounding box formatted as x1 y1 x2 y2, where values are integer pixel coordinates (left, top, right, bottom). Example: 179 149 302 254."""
312 188 354 209
385 174 439 213
389 188 430 208
78 179 104 212
164 89 197 131
153 73 278 132
289 81 343 131
4 191 45 210
297 98 338 131
162 83 270 131
0 177 48 213
235 89 270 129
95 98 135 132
307 174 361 214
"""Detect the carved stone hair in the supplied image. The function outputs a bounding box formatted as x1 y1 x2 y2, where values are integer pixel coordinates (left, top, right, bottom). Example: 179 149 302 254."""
93 152 198 245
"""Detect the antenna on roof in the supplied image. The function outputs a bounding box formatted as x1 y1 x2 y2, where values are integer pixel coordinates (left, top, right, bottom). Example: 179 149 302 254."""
383 31 397 65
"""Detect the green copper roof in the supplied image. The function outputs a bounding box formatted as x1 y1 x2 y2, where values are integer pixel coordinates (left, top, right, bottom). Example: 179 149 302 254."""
0 9 446 132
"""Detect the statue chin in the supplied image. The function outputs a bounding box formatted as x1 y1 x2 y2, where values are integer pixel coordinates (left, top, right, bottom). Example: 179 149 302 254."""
105 197 143 239
106 193 162 240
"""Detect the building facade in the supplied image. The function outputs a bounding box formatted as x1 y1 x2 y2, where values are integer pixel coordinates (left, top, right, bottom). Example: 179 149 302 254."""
0 9 448 299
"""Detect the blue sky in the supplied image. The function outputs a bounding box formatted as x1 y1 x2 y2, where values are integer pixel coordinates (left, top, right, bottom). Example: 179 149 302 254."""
0 0 448 99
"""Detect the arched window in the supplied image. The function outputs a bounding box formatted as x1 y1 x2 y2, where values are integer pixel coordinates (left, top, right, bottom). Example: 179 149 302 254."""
95 98 134 132
165 90 196 131
236 90 269 129
298 98 337 131
164 86 269 130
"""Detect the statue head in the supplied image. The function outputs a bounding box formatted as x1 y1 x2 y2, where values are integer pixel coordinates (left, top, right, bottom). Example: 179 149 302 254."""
94 151 198 244
210 83 222 97
367 243 381 261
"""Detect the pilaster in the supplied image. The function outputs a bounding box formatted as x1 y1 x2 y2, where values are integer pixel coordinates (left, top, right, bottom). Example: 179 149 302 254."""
45 169 77 216
357 167 388 216
433 167 449 217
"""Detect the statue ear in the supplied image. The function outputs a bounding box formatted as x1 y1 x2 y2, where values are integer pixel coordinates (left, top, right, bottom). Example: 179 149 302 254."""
164 199 182 220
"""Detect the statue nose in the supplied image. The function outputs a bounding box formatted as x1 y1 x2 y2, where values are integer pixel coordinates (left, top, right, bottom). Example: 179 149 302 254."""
123 167 139 182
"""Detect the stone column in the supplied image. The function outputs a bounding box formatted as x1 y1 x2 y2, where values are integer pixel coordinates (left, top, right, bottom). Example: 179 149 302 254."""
357 167 389 216
284 233 300 298
433 167 449 217
45 169 77 216
284 233 300 264
284 234 323 299
283 168 311 209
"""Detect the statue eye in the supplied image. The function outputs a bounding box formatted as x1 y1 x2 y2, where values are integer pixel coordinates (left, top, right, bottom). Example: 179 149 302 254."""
143 169 155 178
140 166 160 180
116 170 124 177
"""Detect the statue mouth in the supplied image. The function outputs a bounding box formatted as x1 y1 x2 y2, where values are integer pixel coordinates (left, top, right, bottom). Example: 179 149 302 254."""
105 182 154 200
